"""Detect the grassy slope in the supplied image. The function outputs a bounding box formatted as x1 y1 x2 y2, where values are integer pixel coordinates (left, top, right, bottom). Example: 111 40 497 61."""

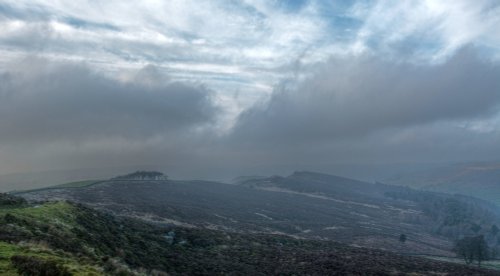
0 202 103 275
0 201 76 224
0 241 102 275
0 198 173 275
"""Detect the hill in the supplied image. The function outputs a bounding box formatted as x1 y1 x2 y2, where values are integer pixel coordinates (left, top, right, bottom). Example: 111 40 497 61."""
17 171 500 258
385 162 500 206
0 193 497 275
0 167 141 193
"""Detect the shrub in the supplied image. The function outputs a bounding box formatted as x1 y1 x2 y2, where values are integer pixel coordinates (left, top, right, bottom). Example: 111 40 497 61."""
399 234 407 243
10 255 71 276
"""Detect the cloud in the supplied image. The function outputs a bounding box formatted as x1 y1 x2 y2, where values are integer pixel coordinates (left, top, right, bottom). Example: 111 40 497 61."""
0 58 219 145
0 1 331 86
2 49 499 179
229 48 500 148
350 0 500 61
1 1 500 179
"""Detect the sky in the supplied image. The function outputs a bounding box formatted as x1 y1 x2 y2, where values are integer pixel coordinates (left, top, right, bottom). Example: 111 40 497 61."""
0 0 500 180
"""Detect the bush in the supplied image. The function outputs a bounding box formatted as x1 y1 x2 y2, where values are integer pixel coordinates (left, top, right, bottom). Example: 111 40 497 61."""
0 193 26 206
399 234 407 243
10 255 72 276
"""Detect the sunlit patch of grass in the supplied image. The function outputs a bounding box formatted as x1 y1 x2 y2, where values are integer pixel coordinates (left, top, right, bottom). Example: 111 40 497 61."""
0 242 19 275
0 201 78 229
0 201 105 275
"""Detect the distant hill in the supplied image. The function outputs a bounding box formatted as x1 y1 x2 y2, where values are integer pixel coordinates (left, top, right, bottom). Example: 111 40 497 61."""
0 166 156 192
385 162 500 206
17 171 500 258
231 175 267 185
1 193 497 275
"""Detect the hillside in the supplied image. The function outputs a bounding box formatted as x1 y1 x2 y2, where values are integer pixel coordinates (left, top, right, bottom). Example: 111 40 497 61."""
385 162 500 206
17 171 500 258
0 193 497 275
0 167 140 193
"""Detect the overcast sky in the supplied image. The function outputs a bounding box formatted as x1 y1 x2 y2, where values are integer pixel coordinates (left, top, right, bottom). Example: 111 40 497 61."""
1 0 500 180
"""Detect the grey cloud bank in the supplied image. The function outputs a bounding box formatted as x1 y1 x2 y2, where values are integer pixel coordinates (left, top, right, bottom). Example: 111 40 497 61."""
2 47 500 178
0 59 218 144
1 47 500 180
230 48 500 145
0 58 220 174
214 48 500 178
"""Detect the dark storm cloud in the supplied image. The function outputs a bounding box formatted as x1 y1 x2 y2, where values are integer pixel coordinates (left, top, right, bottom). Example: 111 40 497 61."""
0 58 219 144
230 48 500 147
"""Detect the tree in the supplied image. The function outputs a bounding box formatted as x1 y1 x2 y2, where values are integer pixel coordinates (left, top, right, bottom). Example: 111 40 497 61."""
491 224 499 236
114 171 168 180
454 235 489 267
399 234 407 243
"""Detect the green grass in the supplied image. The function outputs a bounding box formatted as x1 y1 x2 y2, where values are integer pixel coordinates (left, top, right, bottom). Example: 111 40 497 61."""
0 201 77 228
0 241 103 275
0 242 19 275
0 202 104 275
